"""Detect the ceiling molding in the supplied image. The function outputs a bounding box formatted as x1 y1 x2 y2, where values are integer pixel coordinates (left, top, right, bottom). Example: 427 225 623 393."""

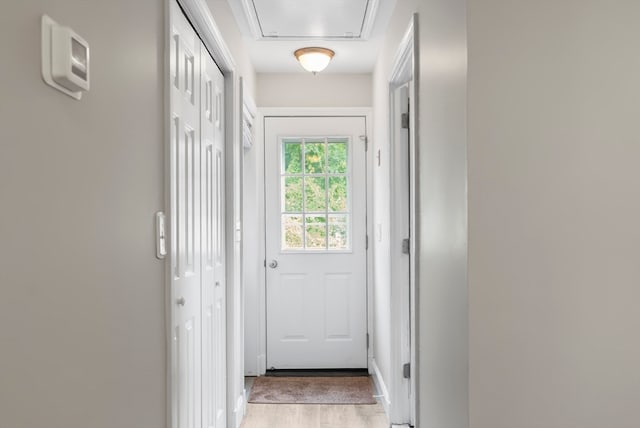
178 0 236 71
224 0 397 73
238 0 262 39
360 0 380 40
236 0 380 40
389 14 416 85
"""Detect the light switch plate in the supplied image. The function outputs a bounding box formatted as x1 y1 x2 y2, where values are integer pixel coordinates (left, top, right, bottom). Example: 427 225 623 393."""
156 211 167 259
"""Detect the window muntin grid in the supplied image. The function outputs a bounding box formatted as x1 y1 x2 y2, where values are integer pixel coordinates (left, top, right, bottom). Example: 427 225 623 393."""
280 137 351 251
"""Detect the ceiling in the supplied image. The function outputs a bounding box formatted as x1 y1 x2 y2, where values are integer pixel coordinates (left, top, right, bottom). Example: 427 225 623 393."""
225 0 398 73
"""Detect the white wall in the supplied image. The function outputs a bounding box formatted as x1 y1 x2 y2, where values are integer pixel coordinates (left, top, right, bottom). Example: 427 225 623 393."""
242 118 263 376
204 2 262 379
0 2 165 428
205 1 256 425
203 1 261 385
257 73 372 107
468 1 640 427
201 1 261 382
207 0 256 97
371 0 418 413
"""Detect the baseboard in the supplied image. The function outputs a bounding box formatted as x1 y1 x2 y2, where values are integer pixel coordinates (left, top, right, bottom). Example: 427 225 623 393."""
370 358 391 415
233 393 246 428
265 368 369 377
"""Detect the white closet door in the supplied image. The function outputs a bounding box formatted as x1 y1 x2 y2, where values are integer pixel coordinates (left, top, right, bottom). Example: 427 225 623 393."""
170 3 227 428
170 2 202 427
200 42 226 428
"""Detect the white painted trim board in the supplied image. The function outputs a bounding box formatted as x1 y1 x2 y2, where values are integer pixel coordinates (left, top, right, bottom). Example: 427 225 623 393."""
371 358 391 416
252 107 374 374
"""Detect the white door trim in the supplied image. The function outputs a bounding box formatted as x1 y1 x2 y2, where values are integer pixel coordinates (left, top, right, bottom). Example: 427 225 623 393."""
164 1 245 427
388 14 419 427
253 107 374 375
176 0 235 71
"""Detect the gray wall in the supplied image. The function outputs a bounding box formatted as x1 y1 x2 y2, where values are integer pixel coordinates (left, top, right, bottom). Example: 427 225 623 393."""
372 0 469 426
416 0 469 426
468 1 640 427
0 1 165 428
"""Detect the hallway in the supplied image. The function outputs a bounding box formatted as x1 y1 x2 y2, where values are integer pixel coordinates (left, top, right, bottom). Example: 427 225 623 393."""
240 375 388 427
3 1 640 428
240 403 388 428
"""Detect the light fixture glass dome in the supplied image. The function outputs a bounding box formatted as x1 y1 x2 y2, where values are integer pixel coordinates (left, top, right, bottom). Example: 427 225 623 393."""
294 47 335 74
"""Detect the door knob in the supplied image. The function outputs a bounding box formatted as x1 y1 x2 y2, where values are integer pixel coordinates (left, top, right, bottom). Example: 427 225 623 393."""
176 297 185 306
268 260 278 268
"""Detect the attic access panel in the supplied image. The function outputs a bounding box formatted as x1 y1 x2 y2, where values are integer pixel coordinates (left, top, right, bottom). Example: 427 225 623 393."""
252 0 372 39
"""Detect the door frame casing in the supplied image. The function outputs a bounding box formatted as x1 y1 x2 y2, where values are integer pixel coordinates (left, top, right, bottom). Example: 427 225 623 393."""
251 107 374 375
163 1 246 427
388 14 419 426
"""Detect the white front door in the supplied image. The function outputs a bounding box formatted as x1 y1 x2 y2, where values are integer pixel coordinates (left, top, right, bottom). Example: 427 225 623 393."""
265 116 368 369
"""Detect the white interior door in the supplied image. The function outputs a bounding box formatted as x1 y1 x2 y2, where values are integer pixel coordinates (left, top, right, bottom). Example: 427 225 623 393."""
200 42 226 428
265 116 368 369
390 83 412 424
170 5 202 427
170 2 225 428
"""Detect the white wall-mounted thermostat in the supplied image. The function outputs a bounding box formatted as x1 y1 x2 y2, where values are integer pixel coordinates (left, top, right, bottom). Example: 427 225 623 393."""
42 15 90 100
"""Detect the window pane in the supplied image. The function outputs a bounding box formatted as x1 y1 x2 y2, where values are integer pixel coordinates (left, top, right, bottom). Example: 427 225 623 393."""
282 215 303 250
279 135 353 252
283 177 303 212
282 141 302 174
304 177 326 212
327 140 348 174
305 215 327 249
328 214 349 250
328 176 348 212
304 141 326 174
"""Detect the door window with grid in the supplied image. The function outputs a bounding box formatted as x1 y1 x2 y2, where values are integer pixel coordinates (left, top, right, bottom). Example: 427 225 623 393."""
280 137 351 251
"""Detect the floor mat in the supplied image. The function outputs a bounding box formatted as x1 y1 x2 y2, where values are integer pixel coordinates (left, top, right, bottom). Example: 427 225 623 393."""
247 376 377 405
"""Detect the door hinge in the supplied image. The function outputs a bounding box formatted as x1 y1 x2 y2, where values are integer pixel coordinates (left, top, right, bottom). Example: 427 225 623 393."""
360 134 368 151
403 362 411 379
366 333 370 348
366 235 369 250
401 113 410 129
263 259 266 267
402 238 410 254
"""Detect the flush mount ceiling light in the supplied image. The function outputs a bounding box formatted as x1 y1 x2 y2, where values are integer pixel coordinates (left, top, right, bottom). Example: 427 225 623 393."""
294 47 335 74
